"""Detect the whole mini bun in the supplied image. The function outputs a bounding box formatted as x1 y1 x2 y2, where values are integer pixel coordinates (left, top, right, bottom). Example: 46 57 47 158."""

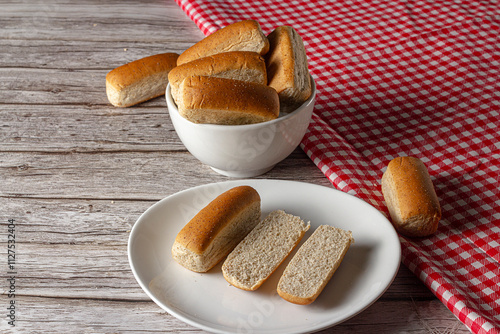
168 51 267 105
177 20 270 66
171 186 261 272
106 53 178 107
266 26 311 113
177 76 279 125
381 156 441 237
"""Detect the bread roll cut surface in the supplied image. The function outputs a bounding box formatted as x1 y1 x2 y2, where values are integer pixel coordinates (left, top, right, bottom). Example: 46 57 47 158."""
106 53 178 107
222 210 310 291
177 76 279 125
277 225 354 305
381 156 441 237
266 26 311 112
177 20 270 66
172 186 261 273
168 51 267 105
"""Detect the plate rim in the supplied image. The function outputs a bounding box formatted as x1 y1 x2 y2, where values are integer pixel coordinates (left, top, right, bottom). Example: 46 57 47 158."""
128 179 401 334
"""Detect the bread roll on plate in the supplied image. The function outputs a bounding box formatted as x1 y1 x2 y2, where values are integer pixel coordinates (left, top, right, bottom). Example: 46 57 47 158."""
168 51 267 105
177 76 279 125
171 186 261 273
266 26 311 113
277 225 354 305
106 53 178 107
177 20 270 66
381 156 441 237
222 210 310 291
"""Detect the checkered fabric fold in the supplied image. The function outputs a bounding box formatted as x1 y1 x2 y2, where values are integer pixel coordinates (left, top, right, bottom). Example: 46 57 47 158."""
174 1 500 332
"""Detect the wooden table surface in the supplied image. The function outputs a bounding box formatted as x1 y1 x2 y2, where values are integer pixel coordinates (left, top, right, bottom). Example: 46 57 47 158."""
1 0 470 333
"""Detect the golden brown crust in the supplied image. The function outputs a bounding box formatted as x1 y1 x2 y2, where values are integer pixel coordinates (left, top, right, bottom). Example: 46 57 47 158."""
174 186 261 254
276 289 312 305
169 51 266 86
106 53 179 90
106 53 179 107
178 76 279 125
177 20 270 66
168 51 267 103
266 27 294 91
381 156 441 237
266 26 311 111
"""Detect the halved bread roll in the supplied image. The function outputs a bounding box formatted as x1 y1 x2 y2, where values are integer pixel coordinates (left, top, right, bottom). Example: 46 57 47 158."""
177 20 270 66
222 210 310 291
168 51 267 105
266 26 311 112
277 225 354 305
171 186 261 273
177 76 279 125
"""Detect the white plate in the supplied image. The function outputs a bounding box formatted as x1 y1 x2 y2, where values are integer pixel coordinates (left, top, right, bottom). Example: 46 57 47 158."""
128 180 401 334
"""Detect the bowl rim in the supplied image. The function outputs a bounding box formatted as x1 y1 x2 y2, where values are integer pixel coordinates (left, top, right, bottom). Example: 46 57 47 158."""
166 75 316 130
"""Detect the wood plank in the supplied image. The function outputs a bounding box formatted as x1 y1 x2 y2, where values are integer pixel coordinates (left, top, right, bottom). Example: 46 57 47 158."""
0 68 133 105
0 150 329 200
1 0 205 43
9 244 144 300
0 39 191 70
1 198 152 245
2 296 197 333
1 104 185 152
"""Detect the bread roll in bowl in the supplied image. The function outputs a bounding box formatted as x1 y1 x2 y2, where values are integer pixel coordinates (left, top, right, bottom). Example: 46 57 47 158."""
266 26 312 113
176 76 279 125
177 20 269 66
168 51 267 105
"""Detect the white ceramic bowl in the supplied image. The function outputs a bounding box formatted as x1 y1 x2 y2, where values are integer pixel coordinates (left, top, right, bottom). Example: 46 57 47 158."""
166 77 316 177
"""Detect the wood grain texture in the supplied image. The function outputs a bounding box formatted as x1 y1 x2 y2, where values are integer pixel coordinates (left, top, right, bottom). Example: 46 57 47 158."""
1 150 328 200
1 104 184 152
0 0 468 332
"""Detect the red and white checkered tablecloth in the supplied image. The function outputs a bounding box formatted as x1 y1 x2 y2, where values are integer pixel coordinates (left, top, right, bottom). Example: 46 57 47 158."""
174 0 500 332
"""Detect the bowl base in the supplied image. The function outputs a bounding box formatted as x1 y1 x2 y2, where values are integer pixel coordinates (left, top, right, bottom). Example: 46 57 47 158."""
210 165 275 178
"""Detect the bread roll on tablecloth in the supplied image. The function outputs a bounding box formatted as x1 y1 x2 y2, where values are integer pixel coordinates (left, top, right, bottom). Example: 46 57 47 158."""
266 26 311 112
381 156 441 237
168 51 267 105
171 186 261 273
177 76 279 125
177 20 270 66
106 53 178 107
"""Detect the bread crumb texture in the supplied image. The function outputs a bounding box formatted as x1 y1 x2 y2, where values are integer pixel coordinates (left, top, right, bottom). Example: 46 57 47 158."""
278 225 353 304
222 210 310 291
